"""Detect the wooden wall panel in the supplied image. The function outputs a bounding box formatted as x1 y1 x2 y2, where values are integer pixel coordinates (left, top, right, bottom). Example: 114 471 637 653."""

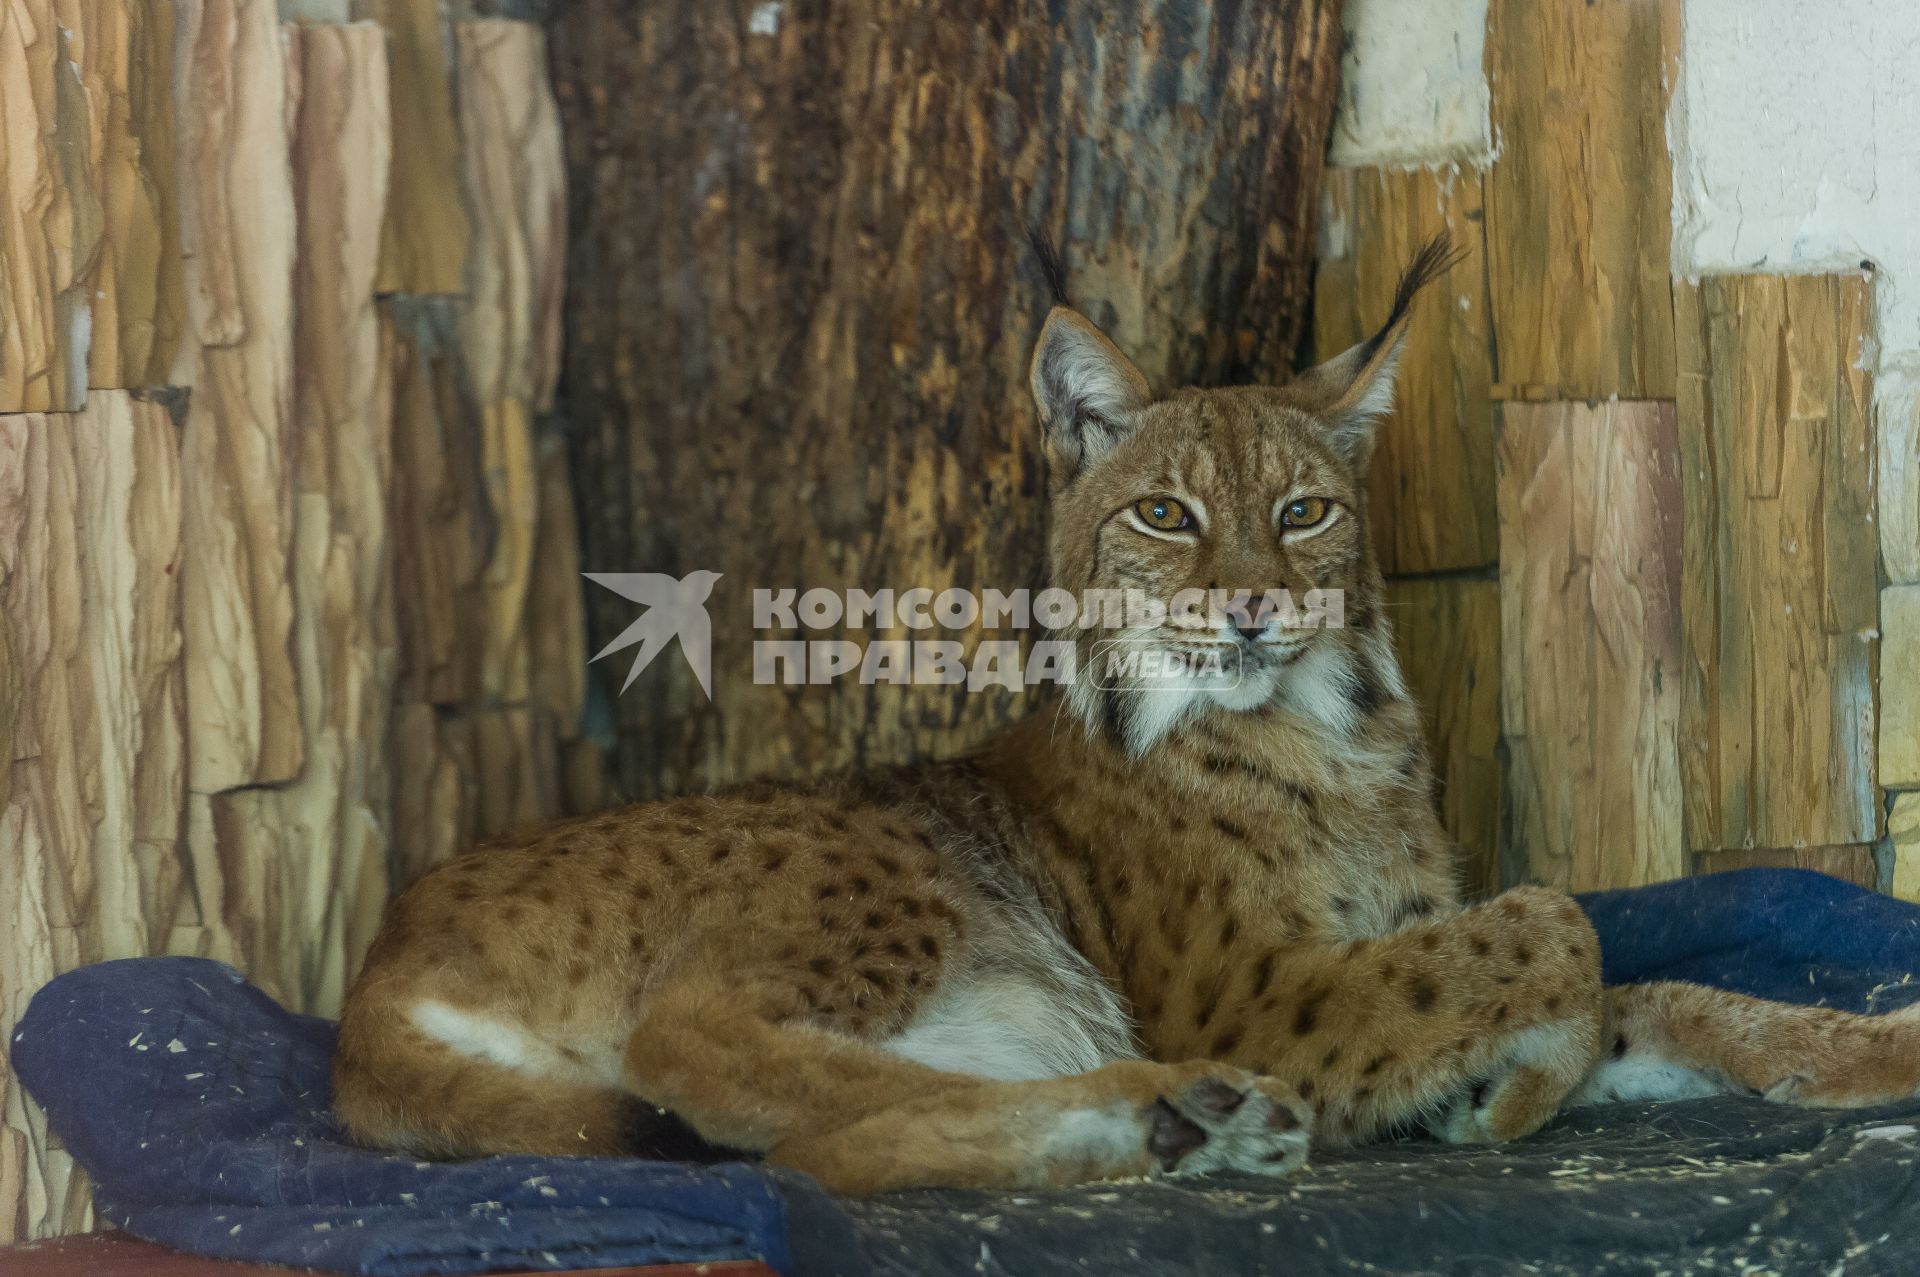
390 703 559 887
1893 794 1920 904
1386 576 1502 897
1484 0 1674 400
0 395 186 1241
456 20 566 411
384 301 493 708
1881 585 1920 787
1497 400 1684 891
1676 275 1880 852
60 0 184 390
175 0 303 792
1318 167 1496 575
528 437 589 738
1 11 578 1240
202 23 395 1015
0 1 94 412
355 0 470 295
476 398 537 704
1694 847 1877 892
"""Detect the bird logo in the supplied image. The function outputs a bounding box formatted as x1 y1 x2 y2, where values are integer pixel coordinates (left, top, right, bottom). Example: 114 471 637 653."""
583 570 723 698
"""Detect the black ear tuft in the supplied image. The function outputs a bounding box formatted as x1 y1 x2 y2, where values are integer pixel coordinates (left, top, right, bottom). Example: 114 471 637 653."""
1361 231 1467 367
1390 234 1466 332
1027 223 1072 308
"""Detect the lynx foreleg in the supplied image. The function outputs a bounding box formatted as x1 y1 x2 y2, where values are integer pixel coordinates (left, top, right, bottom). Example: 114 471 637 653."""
626 969 1312 1195
1226 887 1604 1146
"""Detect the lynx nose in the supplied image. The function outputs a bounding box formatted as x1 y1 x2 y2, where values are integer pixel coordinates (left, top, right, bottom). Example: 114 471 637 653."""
1233 619 1270 644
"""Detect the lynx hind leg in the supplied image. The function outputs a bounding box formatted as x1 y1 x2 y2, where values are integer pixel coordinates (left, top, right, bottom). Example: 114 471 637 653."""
625 967 1311 1195
1572 982 1920 1110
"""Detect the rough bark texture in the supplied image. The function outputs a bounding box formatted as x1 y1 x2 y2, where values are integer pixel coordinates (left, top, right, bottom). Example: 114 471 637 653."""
549 0 1345 798
1675 274 1880 853
175 0 304 792
0 394 188 1239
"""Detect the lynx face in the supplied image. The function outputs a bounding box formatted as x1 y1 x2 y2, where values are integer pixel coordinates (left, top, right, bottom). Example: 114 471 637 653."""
1028 237 1458 753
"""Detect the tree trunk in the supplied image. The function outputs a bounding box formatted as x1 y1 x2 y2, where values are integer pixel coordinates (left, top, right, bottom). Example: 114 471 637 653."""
549 0 1345 799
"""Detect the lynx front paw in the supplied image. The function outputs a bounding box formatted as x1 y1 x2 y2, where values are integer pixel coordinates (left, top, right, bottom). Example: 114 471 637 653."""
1149 1073 1312 1178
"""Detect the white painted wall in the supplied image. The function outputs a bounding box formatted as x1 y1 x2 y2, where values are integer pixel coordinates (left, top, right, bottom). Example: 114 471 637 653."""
1669 0 1920 585
1671 0 1920 357
1328 0 1492 169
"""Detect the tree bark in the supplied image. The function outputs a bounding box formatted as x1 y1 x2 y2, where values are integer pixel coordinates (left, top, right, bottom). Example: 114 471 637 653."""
549 0 1345 799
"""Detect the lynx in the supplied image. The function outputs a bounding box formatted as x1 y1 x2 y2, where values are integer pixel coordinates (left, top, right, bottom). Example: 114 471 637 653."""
335 236 1920 1194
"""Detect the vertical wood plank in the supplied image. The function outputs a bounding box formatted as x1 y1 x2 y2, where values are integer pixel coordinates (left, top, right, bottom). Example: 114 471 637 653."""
1318 167 1496 575
1892 794 1920 904
1676 274 1880 851
1880 585 1920 787
476 398 536 704
59 0 184 389
528 436 588 739
1386 576 1502 896
355 0 470 295
1497 400 1684 890
384 300 492 707
0 0 94 411
390 703 559 886
175 0 303 791
1484 0 1675 400
204 22 394 1016
1693 846 1878 892
456 19 566 411
0 395 185 1241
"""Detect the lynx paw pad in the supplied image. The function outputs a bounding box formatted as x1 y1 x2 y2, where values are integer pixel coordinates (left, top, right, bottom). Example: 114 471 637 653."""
1150 1074 1311 1178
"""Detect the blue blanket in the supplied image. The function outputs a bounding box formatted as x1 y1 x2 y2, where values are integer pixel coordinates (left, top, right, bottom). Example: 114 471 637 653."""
11 868 1920 1275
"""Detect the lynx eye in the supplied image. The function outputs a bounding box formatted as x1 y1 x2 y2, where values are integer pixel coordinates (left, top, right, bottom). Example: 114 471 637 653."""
1281 497 1331 529
1135 497 1192 531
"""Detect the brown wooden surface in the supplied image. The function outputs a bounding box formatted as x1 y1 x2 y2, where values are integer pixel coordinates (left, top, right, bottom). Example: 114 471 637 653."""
1893 794 1920 904
1318 167 1496 576
0 1232 778 1277
0 10 579 1240
0 396 189 1238
549 0 1346 798
1386 576 1502 897
199 22 397 1014
1692 847 1878 893
1497 400 1684 891
65 0 185 391
1484 0 1675 401
355 0 471 295
176 0 303 792
1881 584 1920 787
1675 274 1880 852
0 1 90 411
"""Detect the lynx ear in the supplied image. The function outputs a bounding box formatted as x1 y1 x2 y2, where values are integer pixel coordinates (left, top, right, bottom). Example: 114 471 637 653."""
1029 306 1152 479
1288 232 1462 466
